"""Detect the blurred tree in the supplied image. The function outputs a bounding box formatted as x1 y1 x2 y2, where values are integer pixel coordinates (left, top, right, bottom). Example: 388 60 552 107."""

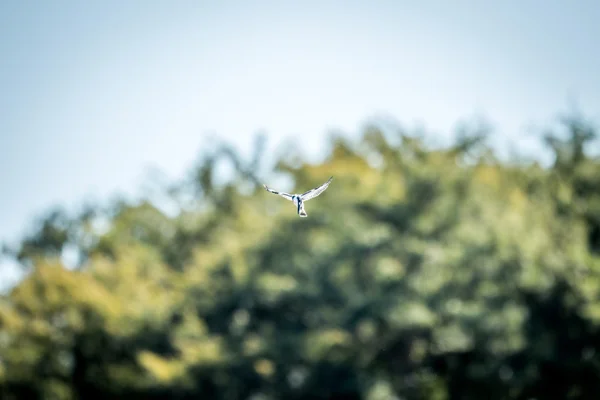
1 113 600 400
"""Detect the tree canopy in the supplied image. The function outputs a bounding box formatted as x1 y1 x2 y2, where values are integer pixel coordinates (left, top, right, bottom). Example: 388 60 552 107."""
1 114 600 399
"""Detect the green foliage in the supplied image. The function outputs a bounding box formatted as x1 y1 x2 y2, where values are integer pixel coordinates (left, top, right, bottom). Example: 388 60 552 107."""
2 115 600 399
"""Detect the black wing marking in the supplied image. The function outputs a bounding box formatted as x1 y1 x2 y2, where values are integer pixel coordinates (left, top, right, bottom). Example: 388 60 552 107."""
263 184 294 201
300 176 333 201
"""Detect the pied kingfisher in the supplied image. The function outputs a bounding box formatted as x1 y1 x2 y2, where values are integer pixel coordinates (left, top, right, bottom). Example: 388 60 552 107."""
263 176 333 217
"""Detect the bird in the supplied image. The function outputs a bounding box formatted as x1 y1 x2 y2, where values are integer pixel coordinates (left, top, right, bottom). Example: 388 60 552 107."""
263 176 333 217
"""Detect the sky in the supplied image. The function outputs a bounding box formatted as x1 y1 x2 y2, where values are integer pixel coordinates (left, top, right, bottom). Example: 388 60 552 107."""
1 0 600 290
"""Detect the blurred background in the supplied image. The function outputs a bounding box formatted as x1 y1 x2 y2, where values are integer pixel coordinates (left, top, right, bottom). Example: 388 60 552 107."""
1 1 600 399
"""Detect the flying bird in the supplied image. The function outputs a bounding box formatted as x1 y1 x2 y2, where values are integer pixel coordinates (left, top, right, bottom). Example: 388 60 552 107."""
263 176 333 217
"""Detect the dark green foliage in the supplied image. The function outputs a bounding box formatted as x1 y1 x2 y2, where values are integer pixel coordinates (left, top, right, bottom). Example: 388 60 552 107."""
1 115 600 399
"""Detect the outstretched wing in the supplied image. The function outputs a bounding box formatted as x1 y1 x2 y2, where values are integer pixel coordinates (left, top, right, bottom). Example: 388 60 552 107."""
263 184 294 201
300 176 333 201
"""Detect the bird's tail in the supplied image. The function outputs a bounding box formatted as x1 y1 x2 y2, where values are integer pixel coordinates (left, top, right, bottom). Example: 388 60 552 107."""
298 204 307 217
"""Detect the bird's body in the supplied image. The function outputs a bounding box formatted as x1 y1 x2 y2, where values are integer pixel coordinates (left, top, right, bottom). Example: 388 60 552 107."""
263 176 333 217
292 195 307 217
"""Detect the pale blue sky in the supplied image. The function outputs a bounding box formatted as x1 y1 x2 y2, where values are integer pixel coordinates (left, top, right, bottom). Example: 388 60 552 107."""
1 1 599 289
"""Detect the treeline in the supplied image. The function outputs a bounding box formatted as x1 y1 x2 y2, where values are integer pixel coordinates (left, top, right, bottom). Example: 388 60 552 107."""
1 115 600 399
